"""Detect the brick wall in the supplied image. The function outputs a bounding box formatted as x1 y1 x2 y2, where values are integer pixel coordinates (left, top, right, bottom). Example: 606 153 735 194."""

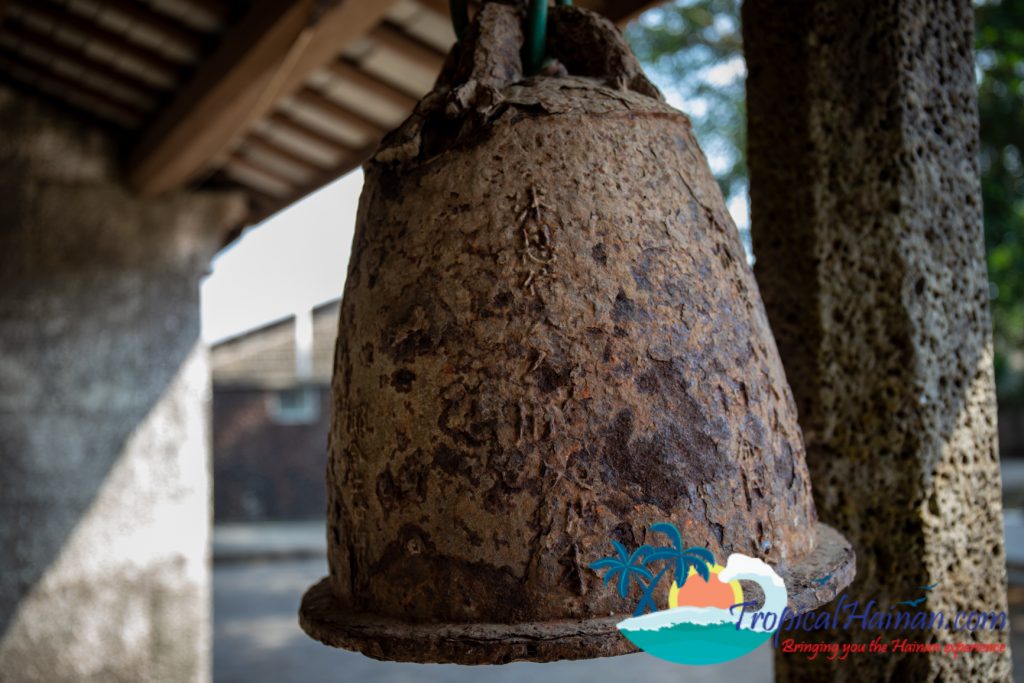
212 385 330 521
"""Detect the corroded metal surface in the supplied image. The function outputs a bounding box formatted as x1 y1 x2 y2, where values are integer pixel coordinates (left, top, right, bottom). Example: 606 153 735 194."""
301 4 849 663
301 522 854 664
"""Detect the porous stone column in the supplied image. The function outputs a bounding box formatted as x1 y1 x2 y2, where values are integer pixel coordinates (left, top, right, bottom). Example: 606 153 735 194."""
743 1 1011 680
0 86 245 682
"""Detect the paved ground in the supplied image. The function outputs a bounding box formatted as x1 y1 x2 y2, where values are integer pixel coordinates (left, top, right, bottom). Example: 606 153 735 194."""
213 557 772 683
214 521 325 563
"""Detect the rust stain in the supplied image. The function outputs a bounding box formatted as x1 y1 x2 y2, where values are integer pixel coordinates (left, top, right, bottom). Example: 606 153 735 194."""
313 0 819 665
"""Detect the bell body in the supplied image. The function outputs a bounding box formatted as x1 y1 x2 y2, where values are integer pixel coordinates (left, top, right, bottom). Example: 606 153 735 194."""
302 4 852 664
329 83 816 612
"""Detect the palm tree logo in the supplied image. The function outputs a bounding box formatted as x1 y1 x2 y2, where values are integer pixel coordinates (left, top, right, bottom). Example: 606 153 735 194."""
591 521 790 666
590 522 715 617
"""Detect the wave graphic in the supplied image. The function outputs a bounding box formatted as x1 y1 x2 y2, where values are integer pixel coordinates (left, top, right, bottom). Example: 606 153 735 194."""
615 553 788 665
617 606 735 631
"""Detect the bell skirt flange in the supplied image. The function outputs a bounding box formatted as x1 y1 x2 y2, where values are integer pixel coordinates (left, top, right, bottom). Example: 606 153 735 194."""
299 522 855 664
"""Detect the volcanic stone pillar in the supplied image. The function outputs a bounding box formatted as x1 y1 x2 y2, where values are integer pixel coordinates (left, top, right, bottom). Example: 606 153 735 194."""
743 1 1011 680
0 86 245 682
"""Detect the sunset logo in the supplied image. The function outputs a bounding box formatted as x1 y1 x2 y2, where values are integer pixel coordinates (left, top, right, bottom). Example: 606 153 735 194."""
590 522 787 666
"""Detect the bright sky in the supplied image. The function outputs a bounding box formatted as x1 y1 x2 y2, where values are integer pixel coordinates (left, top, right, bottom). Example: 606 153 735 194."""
200 169 363 343
200 60 749 344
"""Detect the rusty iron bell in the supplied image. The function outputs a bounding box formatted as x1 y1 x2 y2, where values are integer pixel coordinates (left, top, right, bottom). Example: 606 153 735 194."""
300 3 854 664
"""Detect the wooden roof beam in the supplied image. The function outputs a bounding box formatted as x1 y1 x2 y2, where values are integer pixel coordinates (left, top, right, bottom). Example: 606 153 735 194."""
0 48 145 126
235 0 663 228
173 0 232 26
87 0 207 57
412 0 450 18
243 145 374 226
129 0 400 197
265 112 361 159
244 133 330 175
227 153 300 190
292 88 388 141
12 0 182 82
368 24 447 72
324 59 418 111
224 155 295 198
3 17 165 101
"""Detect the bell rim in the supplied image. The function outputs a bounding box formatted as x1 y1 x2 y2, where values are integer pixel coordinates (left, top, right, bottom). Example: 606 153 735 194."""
298 521 855 664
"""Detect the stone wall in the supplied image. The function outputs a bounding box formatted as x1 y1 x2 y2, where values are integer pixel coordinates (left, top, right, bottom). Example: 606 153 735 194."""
0 86 245 682
743 1 1011 680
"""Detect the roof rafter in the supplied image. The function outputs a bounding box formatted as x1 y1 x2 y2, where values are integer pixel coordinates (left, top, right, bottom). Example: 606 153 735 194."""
129 0 400 197
244 133 329 175
234 0 665 226
3 18 164 101
86 0 207 56
11 0 183 82
368 24 447 72
0 48 144 126
292 88 388 141
324 59 419 112
265 112 360 158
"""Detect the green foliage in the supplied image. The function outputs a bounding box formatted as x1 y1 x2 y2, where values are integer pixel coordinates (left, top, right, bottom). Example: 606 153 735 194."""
977 0 1024 404
625 0 745 205
627 0 1024 405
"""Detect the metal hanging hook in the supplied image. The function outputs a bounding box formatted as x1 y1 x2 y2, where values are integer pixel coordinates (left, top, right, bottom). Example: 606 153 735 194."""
451 0 573 76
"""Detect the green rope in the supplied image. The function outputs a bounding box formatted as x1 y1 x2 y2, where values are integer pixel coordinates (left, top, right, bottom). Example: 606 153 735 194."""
450 0 574 76
522 0 548 75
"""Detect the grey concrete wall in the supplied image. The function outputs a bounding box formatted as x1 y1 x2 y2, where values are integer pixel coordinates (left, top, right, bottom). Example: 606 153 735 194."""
744 1 1011 681
0 85 245 682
